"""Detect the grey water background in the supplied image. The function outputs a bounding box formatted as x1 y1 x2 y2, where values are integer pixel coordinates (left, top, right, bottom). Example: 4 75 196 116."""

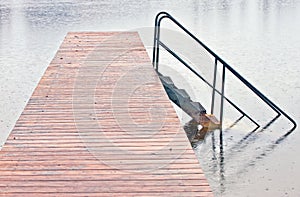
0 0 299 196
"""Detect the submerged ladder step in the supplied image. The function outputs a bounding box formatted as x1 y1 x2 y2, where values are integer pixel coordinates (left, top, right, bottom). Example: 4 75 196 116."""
174 89 190 100
190 102 206 114
159 76 175 87
159 74 213 124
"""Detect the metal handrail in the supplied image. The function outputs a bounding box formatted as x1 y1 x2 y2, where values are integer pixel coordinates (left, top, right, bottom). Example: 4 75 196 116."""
152 12 296 135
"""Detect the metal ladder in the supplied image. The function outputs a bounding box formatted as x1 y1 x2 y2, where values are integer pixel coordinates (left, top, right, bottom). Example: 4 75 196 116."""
152 12 296 142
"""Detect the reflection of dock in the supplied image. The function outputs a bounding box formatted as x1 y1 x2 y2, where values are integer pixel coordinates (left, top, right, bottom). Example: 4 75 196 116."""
0 32 213 196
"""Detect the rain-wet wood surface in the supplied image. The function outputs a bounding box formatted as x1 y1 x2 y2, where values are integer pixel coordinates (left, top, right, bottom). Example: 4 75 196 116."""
0 32 213 196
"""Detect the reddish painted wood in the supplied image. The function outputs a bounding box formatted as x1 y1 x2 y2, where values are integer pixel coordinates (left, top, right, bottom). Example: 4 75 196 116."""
0 32 213 196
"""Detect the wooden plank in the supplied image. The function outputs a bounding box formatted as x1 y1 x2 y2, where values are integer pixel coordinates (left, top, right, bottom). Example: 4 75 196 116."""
0 32 213 196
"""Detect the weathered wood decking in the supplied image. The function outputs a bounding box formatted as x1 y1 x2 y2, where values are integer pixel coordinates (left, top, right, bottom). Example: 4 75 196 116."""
0 32 213 196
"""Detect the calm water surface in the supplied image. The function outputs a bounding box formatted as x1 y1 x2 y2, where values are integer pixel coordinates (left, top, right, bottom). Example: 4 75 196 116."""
0 0 300 196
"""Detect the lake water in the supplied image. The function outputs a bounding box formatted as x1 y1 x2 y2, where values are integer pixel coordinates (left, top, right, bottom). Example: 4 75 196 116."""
1 0 300 196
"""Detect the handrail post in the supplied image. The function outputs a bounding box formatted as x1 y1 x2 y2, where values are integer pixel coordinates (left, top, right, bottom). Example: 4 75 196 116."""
152 25 157 69
211 58 218 114
155 25 161 71
152 12 169 71
220 64 226 127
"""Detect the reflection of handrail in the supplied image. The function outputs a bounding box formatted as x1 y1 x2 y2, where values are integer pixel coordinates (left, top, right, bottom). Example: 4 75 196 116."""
153 11 296 135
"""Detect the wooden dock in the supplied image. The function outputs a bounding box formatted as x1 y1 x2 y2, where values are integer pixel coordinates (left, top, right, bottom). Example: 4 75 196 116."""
0 32 213 196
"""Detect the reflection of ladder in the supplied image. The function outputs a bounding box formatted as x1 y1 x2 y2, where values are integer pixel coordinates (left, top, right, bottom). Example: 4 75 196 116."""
153 12 296 142
159 74 220 131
